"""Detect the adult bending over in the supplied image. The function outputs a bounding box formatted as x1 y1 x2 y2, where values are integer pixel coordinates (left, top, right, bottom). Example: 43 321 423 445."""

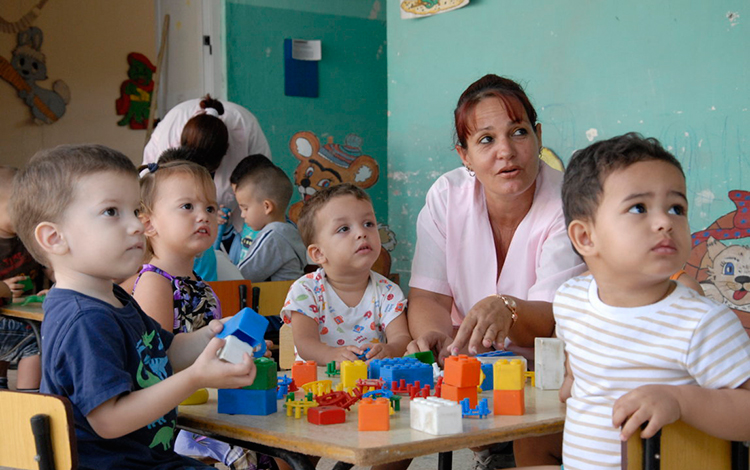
406 74 586 467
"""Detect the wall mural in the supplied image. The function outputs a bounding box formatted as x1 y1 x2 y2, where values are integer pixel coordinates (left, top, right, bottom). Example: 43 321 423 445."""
400 0 469 19
288 131 397 279
0 26 69 124
685 190 750 332
115 52 156 130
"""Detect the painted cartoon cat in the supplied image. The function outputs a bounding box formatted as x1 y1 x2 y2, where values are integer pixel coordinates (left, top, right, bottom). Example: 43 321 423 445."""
700 236 750 331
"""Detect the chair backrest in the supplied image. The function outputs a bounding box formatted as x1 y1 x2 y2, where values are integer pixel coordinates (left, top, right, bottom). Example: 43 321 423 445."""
623 419 749 470
252 280 295 369
208 280 253 318
0 391 77 470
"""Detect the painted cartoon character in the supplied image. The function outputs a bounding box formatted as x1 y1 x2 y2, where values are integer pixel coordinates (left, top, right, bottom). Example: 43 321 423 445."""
115 52 156 129
3 27 69 124
686 190 750 332
288 131 379 222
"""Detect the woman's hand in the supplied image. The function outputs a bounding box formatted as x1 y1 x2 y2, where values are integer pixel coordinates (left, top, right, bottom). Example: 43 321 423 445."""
447 295 514 355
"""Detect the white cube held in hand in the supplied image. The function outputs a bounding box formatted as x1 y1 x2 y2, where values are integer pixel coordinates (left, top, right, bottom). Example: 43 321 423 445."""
217 335 257 364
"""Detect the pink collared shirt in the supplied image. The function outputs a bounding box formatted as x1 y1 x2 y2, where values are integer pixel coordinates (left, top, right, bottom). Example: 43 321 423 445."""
410 162 586 326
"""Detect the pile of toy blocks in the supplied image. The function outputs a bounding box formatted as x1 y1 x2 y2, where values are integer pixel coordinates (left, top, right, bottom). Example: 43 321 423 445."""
441 355 480 408
218 356 279 415
493 359 525 415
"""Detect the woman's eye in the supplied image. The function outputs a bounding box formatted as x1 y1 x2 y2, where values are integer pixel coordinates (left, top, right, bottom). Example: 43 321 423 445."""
103 208 118 217
668 205 686 216
512 128 528 136
628 204 646 214
478 135 493 144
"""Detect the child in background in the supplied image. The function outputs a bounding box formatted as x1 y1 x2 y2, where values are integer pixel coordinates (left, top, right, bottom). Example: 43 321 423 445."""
231 156 306 282
224 154 275 265
0 166 45 392
553 133 750 470
282 183 411 365
130 160 255 469
11 144 257 470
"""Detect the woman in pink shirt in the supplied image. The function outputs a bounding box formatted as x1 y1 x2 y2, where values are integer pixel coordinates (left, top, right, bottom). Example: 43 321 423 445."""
406 75 586 467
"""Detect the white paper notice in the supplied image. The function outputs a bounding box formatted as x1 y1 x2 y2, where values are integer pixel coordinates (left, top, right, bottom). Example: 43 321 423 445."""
291 39 321 61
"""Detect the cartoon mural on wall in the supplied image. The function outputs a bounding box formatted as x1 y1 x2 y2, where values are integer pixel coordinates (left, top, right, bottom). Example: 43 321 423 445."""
115 52 156 130
288 131 398 278
685 190 750 332
400 0 469 19
0 26 69 124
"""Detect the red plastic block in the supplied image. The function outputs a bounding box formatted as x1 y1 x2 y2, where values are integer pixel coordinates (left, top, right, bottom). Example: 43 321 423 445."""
292 360 317 387
441 383 478 408
443 355 481 388
308 406 346 425
358 397 390 431
493 389 525 416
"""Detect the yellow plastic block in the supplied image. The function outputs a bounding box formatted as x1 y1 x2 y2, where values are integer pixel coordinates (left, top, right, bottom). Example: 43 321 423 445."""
180 388 209 405
341 360 368 389
493 359 525 391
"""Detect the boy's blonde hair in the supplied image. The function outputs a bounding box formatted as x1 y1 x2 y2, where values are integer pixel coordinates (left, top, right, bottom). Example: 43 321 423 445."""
137 160 217 258
11 144 138 265
297 183 372 247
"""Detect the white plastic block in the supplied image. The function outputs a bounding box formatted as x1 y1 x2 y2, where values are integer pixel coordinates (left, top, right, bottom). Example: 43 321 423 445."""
217 334 256 364
534 337 564 390
410 397 462 435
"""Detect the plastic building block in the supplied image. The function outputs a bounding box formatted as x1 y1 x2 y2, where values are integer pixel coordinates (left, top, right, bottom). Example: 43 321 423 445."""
180 388 209 405
315 390 362 410
460 398 490 419
376 358 434 388
218 388 277 415
356 348 371 361
410 397 462 435
300 380 332 396
480 363 494 391
358 397 390 431
284 397 318 418
216 307 269 358
534 337 564 390
363 389 393 400
525 370 535 387
390 394 401 412
354 378 384 394
291 360 317 386
245 357 278 390
405 350 435 365
493 389 525 416
443 355 481 388
493 359 525 391
325 361 340 377
476 350 516 358
277 375 293 399
217 335 257 364
308 406 346 425
441 383 478 408
341 360 368 389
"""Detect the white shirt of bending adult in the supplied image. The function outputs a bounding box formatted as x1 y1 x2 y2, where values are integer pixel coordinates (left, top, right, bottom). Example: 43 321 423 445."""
143 98 272 231
410 161 586 325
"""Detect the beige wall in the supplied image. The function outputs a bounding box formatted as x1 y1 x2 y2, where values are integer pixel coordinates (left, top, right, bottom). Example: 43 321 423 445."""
0 0 156 168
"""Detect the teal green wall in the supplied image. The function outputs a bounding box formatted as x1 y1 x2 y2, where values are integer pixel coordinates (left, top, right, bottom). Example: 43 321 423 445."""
225 1 388 220
387 1 750 284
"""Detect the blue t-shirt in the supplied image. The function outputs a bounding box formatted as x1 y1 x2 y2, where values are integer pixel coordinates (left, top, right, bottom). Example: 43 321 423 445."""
41 285 208 470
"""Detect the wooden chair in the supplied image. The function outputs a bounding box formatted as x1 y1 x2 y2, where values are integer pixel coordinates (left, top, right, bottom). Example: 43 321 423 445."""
207 280 253 317
623 420 749 470
251 280 295 369
0 391 77 470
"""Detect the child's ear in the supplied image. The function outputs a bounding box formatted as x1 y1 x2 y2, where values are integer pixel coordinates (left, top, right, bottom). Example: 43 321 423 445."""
307 243 326 265
140 213 157 237
263 199 275 216
568 219 597 257
34 222 68 256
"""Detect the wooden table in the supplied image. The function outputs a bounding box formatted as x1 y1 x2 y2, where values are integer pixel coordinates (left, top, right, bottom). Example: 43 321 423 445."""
178 381 565 470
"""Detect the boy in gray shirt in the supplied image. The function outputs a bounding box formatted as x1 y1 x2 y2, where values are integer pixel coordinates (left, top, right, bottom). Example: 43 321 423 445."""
231 158 307 282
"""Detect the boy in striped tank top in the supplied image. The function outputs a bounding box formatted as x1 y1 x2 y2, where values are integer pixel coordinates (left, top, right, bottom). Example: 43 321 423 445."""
552 133 750 470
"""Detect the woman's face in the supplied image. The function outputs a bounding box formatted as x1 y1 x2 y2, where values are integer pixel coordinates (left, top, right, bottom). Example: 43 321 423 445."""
457 97 542 201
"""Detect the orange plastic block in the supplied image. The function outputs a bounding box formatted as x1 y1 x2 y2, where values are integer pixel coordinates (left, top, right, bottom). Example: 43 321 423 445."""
443 355 481 388
292 360 317 387
441 383 478 408
358 397 390 431
493 359 525 391
493 389 525 416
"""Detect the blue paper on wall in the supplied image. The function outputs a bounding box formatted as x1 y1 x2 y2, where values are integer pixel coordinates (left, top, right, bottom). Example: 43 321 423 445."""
284 38 318 98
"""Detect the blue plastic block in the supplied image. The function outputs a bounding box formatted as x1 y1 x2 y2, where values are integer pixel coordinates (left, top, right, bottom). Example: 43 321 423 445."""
480 363 494 391
475 350 515 358
461 397 490 419
218 388 277 415
216 307 269 357
377 357 434 388
369 357 423 380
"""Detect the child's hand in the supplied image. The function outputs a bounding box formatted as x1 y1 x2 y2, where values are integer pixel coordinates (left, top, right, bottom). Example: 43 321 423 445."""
364 343 389 362
189 337 257 389
218 206 231 225
612 384 682 441
2 275 29 299
331 346 365 365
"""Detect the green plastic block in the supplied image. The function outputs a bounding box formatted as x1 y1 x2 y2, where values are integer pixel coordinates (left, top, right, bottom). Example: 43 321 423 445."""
243 357 278 390
405 351 435 365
